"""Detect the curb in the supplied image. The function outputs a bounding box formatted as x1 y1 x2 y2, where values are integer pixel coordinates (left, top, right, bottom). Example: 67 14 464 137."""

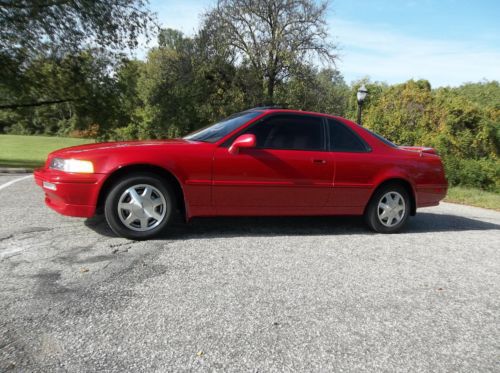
0 168 34 174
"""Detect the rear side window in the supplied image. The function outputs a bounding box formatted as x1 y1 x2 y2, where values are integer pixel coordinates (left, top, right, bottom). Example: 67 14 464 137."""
244 114 325 151
328 119 369 152
364 127 398 148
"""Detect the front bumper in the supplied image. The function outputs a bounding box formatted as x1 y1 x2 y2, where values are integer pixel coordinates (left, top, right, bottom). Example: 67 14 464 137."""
34 168 107 218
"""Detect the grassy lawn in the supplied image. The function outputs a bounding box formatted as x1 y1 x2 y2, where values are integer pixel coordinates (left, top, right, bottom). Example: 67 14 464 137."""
0 134 93 168
445 186 500 211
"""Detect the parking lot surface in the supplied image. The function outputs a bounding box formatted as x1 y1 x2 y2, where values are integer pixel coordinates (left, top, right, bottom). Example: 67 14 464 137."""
1 174 499 372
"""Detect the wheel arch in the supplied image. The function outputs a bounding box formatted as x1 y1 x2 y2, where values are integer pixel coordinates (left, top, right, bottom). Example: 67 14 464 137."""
366 178 417 216
96 164 186 218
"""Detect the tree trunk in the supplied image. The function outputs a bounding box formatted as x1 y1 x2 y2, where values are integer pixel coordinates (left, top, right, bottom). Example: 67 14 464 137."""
266 76 275 105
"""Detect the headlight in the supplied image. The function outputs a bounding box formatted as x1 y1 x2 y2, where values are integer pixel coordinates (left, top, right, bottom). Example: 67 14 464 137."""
49 158 94 173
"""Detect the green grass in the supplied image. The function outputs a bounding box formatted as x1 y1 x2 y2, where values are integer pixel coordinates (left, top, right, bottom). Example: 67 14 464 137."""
0 134 93 168
445 186 500 211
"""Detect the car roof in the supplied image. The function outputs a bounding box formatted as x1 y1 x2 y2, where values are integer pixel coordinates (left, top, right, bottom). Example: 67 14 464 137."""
245 106 343 120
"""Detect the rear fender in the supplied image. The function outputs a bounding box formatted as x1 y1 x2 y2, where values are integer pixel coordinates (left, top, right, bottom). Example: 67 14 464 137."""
369 168 417 215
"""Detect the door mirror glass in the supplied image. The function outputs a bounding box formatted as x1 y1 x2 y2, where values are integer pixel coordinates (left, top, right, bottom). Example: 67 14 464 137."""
228 134 256 154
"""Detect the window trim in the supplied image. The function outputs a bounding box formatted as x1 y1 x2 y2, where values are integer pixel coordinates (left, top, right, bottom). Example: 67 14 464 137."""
326 118 372 153
221 112 328 152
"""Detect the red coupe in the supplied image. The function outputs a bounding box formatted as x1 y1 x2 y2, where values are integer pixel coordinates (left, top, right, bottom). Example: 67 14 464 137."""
34 108 448 239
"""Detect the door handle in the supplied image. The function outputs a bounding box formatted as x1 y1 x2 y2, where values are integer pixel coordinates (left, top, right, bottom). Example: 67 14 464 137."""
312 159 327 164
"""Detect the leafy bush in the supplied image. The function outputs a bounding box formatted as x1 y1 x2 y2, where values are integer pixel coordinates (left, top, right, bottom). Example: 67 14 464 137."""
443 156 500 192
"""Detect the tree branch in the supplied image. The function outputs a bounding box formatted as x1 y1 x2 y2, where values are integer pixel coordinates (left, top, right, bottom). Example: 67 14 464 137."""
0 0 71 9
0 98 77 110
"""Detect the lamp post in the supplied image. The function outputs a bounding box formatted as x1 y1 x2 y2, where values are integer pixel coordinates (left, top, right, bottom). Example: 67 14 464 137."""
356 84 368 126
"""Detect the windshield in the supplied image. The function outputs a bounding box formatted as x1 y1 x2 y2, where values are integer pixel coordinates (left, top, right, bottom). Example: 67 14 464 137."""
184 111 261 143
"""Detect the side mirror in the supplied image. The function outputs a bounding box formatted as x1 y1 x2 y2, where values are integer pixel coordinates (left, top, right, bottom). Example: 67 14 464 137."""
228 134 256 154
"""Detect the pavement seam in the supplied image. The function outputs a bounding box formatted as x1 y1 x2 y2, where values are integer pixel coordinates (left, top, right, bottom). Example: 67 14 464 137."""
0 168 34 174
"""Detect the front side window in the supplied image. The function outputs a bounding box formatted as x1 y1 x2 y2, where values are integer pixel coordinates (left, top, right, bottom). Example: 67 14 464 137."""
184 111 261 143
243 114 325 151
328 119 369 152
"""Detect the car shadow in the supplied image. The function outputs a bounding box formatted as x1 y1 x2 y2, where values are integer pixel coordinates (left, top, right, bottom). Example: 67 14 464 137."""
84 212 500 239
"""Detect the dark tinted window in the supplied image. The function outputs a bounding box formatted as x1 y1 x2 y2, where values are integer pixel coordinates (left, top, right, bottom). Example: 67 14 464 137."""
184 111 261 143
364 128 398 148
244 115 324 151
328 119 368 152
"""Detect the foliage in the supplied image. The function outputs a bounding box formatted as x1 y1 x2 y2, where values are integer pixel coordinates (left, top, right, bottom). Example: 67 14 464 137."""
451 81 500 109
0 0 154 57
201 0 336 102
0 0 155 110
443 157 499 192
0 52 123 137
134 31 200 138
276 67 349 115
116 29 255 139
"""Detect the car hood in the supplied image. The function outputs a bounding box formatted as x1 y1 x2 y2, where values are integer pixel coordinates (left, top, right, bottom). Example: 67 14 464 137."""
51 139 194 156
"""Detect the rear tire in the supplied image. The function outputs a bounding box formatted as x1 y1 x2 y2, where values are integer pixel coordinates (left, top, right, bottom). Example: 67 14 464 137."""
365 184 410 233
104 173 175 239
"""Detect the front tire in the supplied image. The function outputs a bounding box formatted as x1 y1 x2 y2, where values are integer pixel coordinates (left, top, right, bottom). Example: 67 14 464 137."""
104 173 175 239
365 184 410 233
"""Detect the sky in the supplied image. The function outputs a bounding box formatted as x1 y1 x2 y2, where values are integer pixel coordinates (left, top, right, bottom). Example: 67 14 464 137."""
147 0 500 87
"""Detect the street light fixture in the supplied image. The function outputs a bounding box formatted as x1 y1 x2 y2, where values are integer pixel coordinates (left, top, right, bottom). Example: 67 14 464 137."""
356 84 368 126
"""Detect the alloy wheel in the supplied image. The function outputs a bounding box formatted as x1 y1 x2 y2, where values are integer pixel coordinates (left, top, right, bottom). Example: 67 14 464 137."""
117 184 167 231
377 191 406 227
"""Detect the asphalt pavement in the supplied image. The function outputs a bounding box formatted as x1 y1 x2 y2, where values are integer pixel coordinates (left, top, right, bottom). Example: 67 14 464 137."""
1 173 499 372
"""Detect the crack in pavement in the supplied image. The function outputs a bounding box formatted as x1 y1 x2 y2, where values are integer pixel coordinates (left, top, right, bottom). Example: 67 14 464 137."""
0 235 13 242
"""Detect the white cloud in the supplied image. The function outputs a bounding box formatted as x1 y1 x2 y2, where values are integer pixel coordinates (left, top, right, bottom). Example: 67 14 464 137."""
331 19 500 87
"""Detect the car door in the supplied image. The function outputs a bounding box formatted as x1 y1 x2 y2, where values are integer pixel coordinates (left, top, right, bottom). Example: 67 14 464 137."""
326 118 378 210
212 113 334 213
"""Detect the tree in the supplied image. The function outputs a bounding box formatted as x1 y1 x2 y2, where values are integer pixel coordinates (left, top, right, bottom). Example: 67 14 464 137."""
450 81 500 109
1 52 122 136
202 0 337 103
361 80 434 146
126 28 261 140
0 0 155 109
133 29 200 139
278 67 348 115
114 59 144 132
